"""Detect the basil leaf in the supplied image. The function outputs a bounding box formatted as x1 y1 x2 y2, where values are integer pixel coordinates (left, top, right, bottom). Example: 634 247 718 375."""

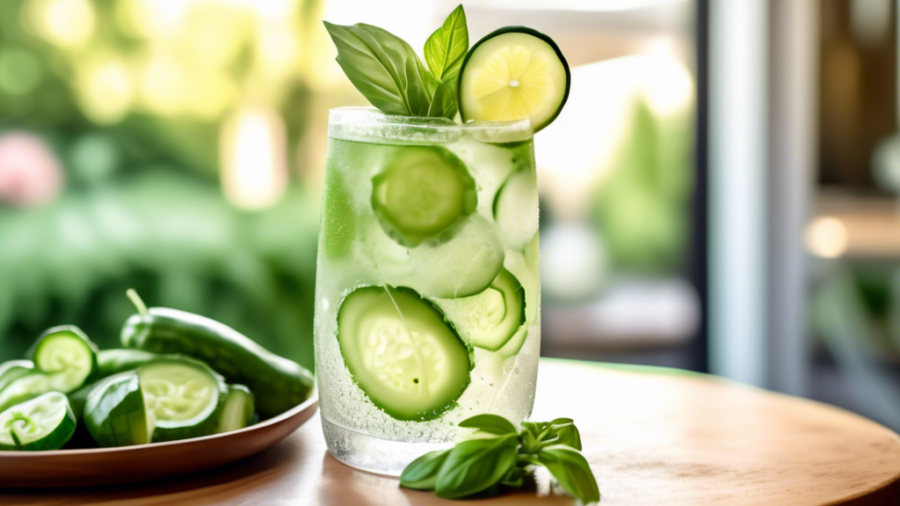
548 423 583 451
324 21 433 116
500 465 528 487
435 433 519 499
521 421 541 439
550 417 574 425
426 79 458 120
424 4 468 84
400 449 451 491
538 445 600 504
458 414 517 436
520 427 540 454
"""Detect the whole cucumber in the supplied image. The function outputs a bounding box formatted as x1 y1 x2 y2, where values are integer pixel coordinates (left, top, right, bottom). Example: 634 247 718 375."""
121 291 314 418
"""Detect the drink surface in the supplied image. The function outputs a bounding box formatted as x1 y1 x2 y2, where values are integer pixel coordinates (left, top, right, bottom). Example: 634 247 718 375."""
314 108 541 450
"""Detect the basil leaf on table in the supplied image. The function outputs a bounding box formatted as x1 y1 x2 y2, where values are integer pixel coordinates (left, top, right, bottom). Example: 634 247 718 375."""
435 433 519 499
424 4 468 84
323 21 433 116
538 445 601 504
458 413 518 436
399 449 451 491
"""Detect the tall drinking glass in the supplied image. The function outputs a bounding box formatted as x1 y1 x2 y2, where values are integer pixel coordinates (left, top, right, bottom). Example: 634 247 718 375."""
314 107 541 475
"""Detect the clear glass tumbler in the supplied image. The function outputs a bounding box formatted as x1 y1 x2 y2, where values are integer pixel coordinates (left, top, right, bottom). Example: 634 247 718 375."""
314 107 541 475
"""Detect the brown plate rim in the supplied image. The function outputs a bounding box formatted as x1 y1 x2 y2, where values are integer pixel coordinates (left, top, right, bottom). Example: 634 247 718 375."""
0 392 318 459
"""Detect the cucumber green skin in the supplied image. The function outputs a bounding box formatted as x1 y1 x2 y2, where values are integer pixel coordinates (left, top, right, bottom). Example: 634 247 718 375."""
0 360 34 393
0 394 77 451
65 377 114 449
121 308 314 418
217 384 256 434
74 351 223 420
67 376 113 422
96 349 227 385
84 372 149 447
140 358 229 442
28 325 99 383
458 26 571 133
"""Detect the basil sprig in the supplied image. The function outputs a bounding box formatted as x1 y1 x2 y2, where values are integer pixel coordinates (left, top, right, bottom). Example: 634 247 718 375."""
400 414 600 504
324 5 468 120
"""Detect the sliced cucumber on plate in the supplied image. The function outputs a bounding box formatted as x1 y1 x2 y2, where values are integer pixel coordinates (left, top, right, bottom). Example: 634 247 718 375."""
458 27 570 133
29 325 98 388
337 286 471 421
0 392 76 451
138 359 225 442
0 360 34 392
217 384 256 433
84 371 151 447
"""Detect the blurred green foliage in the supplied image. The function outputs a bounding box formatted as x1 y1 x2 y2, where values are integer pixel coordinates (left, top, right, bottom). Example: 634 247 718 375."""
0 0 325 368
592 98 693 273
0 159 319 369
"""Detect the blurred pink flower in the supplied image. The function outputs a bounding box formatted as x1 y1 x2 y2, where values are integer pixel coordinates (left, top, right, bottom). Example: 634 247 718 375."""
0 131 63 208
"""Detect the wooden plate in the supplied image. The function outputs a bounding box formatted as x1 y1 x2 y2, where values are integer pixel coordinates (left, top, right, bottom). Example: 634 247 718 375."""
0 394 318 488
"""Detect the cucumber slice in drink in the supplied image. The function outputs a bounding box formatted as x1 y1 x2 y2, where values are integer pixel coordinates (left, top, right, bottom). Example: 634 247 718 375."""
138 359 224 442
29 325 98 389
372 147 476 247
409 215 505 298
84 372 151 447
0 360 34 392
459 27 570 133
216 384 255 434
493 169 539 250
337 286 471 421
0 392 76 451
432 269 525 351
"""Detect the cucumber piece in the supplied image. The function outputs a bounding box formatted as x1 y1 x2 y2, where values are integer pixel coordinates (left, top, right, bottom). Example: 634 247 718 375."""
496 245 540 358
432 269 525 351
97 349 226 384
493 169 539 251
0 371 79 413
409 215 505 298
372 146 476 247
459 26 570 133
216 384 255 434
0 392 76 451
121 290 314 418
0 360 34 392
67 377 108 422
96 349 160 378
84 372 151 447
29 325 98 390
138 359 225 442
337 286 471 421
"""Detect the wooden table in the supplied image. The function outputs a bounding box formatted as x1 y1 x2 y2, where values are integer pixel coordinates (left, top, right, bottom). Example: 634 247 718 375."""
4 359 900 506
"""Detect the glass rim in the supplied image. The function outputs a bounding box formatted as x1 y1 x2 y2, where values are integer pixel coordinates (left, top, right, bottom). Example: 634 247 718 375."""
327 107 533 144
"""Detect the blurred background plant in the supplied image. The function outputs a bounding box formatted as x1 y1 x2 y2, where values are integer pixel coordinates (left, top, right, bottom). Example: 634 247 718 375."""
0 0 698 372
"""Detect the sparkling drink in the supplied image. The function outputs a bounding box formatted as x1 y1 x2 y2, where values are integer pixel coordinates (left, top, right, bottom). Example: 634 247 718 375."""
314 108 540 475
